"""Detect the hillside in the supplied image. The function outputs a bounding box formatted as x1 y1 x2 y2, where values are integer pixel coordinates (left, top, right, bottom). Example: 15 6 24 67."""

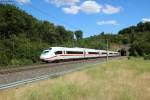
0 4 122 67
118 22 150 56
0 4 150 67
0 4 75 66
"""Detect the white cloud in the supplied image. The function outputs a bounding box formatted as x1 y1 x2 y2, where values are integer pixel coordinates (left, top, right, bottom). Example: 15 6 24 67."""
47 0 121 15
97 20 118 25
47 0 80 6
62 6 80 14
80 0 102 14
102 4 120 14
142 18 150 22
61 1 102 15
16 0 30 4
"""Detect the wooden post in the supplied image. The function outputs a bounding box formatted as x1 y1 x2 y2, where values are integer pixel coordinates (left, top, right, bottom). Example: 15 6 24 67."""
106 39 108 61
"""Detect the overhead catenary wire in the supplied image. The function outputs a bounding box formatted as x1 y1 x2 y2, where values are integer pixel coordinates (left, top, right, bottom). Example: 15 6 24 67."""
1 0 79 31
16 1 79 30
0 0 14 4
14 0 79 47
0 0 80 60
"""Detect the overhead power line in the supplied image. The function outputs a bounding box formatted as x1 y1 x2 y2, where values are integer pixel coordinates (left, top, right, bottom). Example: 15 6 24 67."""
13 0 79 30
0 0 14 4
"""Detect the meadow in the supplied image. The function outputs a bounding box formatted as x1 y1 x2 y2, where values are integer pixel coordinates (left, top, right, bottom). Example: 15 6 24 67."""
0 58 150 100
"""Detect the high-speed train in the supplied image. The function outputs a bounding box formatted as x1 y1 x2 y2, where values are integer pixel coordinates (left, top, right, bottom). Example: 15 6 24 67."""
40 47 120 62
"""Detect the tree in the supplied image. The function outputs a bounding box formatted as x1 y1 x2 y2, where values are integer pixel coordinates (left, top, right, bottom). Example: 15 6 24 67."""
0 4 76 66
74 30 83 41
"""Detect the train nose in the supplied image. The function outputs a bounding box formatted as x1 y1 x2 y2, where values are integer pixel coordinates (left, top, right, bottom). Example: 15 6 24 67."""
40 55 49 62
40 54 53 60
40 55 44 60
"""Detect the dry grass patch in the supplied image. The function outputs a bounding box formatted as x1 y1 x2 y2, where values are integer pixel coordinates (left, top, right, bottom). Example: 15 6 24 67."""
0 58 150 100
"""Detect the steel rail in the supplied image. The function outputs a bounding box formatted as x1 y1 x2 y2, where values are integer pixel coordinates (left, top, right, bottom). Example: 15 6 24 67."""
0 61 104 90
0 57 107 74
0 57 124 90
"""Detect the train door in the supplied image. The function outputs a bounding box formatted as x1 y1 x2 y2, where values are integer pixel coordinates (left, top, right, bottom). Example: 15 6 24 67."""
99 51 101 57
84 49 86 58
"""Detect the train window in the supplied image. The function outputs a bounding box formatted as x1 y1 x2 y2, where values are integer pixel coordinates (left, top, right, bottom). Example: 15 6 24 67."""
49 48 52 50
66 51 83 54
109 53 113 54
88 52 99 54
102 52 107 54
55 51 62 55
42 50 49 54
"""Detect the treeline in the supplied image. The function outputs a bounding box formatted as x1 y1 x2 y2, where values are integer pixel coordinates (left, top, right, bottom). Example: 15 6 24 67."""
0 4 84 66
0 4 126 67
77 32 123 50
1 4 149 67
119 22 150 57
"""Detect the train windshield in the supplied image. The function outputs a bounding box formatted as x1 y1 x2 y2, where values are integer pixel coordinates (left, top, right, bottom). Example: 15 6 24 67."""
49 48 52 50
42 48 52 54
42 50 49 54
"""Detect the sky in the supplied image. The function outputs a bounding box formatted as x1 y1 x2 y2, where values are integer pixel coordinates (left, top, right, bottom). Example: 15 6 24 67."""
14 0 150 37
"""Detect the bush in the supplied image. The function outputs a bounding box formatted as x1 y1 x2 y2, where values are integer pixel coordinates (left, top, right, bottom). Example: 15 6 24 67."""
21 59 33 65
10 59 33 66
128 56 131 60
0 54 9 66
10 59 21 66
144 54 150 60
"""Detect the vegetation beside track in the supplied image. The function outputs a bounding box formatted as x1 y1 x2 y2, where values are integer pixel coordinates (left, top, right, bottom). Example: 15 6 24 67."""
0 58 150 100
1 4 150 67
0 4 120 67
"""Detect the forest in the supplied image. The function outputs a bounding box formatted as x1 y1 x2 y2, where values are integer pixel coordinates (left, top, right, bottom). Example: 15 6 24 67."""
0 4 150 67
119 22 150 57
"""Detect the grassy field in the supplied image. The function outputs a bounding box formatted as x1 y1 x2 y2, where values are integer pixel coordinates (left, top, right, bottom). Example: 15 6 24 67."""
0 58 150 100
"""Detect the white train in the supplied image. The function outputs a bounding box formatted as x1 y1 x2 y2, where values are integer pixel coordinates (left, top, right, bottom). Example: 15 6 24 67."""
40 47 120 62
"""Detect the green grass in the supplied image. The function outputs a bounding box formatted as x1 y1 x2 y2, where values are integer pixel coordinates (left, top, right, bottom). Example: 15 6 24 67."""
0 58 150 100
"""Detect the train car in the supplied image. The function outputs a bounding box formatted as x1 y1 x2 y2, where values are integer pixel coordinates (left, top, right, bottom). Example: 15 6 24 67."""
40 47 120 62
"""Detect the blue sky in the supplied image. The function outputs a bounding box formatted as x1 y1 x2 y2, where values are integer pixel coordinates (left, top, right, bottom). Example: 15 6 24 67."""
15 0 150 37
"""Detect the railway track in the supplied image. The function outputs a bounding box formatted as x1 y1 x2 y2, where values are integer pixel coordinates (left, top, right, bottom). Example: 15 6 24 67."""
0 57 106 74
0 62 102 90
0 57 124 90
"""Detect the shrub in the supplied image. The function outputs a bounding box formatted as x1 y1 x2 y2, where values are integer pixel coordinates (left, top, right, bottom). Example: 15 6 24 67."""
144 54 150 60
21 59 33 65
0 54 9 66
10 59 21 66
128 56 131 60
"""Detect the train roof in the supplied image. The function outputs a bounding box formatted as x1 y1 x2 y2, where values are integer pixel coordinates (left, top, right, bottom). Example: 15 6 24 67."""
47 47 118 53
50 47 99 51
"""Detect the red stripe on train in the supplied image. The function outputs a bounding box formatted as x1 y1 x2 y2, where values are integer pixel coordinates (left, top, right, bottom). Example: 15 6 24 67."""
43 54 102 60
